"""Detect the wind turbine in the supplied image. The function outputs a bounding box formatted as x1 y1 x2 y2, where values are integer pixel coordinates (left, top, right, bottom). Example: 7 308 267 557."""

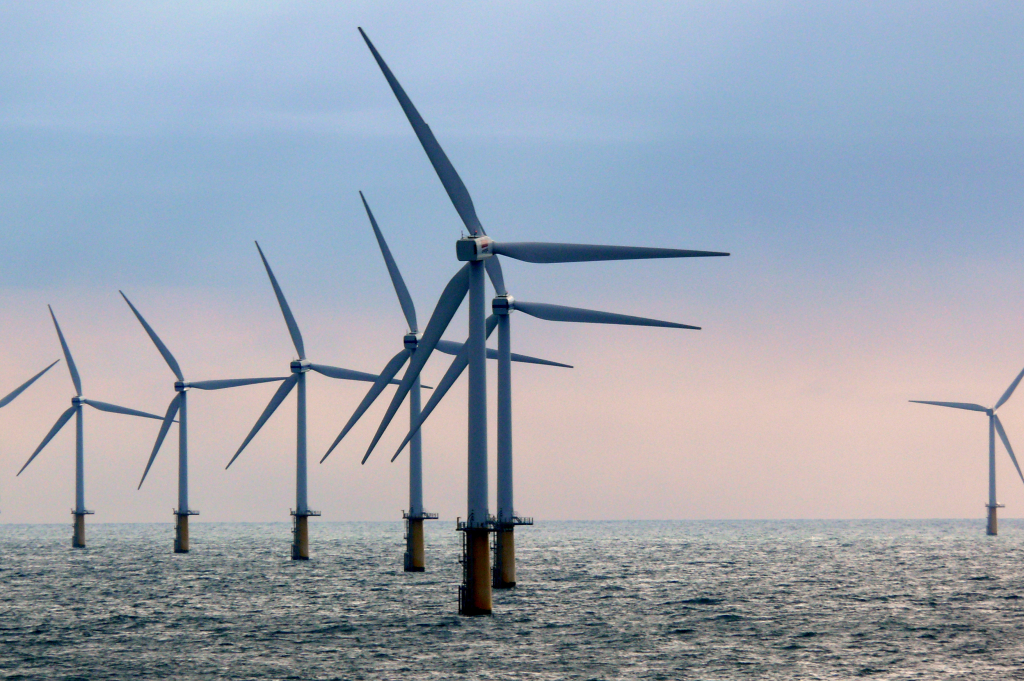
388 292 699 588
320 191 569 572
0 359 60 508
225 242 399 560
17 306 166 548
120 291 287 553
911 364 1024 535
358 28 729 615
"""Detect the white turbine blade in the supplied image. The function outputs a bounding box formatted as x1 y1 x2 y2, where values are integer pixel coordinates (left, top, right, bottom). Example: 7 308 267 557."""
309 363 399 384
994 415 1024 487
0 360 59 409
49 305 82 395
994 365 1024 411
362 264 471 464
255 241 305 360
908 400 989 412
485 257 507 296
360 192 418 333
391 315 499 462
82 399 166 421
225 374 298 469
138 394 181 489
515 300 700 330
120 291 184 381
17 406 76 476
320 349 410 463
189 377 288 390
492 242 729 264
358 28 485 237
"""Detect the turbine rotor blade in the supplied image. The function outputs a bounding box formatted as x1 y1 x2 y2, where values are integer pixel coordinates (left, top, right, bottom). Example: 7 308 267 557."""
514 300 699 330
188 377 288 390
491 242 729 264
49 305 82 395
908 400 989 412
138 394 181 489
358 28 484 237
435 339 569 366
255 241 305 360
392 315 499 462
309 363 399 384
994 415 1024 487
362 264 471 464
320 349 410 464
81 399 166 421
0 360 59 409
225 374 298 469
18 406 76 476
994 365 1024 411
120 291 184 381
485 257 507 296
360 192 418 333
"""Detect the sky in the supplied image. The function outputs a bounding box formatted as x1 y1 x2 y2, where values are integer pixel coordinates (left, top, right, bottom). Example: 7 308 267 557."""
0 1 1022 524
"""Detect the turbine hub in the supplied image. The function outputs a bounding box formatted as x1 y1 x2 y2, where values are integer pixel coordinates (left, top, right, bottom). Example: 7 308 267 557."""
71 396 85 406
404 332 421 350
492 295 514 315
456 236 494 261
290 359 311 373
174 381 191 392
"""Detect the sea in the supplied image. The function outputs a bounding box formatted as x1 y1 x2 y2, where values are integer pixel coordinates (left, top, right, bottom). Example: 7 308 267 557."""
1 520 1022 680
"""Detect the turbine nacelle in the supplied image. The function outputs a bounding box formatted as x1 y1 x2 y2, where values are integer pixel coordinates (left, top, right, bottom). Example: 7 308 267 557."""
290 359 311 374
492 295 514 315
456 236 494 261
404 332 422 350
173 381 191 392
71 396 85 406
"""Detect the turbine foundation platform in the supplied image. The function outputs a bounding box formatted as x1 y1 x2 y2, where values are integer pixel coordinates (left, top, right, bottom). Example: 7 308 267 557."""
403 511 439 572
458 520 492 616
987 504 1003 536
492 516 532 589
291 509 320 560
174 509 199 553
71 510 93 548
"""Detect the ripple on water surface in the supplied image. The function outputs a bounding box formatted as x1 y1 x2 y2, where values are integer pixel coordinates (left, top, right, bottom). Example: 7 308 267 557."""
1 520 1023 679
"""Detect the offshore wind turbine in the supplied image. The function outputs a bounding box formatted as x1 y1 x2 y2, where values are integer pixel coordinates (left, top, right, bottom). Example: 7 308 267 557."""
17 306 166 548
911 364 1024 535
390 292 699 588
358 28 729 615
320 191 568 572
121 291 287 553
225 242 398 560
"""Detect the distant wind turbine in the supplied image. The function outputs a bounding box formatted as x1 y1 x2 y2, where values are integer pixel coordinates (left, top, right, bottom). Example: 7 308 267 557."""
121 291 287 553
358 28 729 615
0 359 60 509
320 192 567 572
911 364 1024 535
17 306 166 548
225 242 399 560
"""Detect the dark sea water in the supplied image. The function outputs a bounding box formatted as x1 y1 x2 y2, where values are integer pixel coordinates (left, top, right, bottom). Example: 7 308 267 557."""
1 520 1023 680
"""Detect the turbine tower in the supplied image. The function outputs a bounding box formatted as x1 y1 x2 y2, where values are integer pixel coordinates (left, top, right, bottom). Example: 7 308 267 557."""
225 242 398 560
17 306 166 548
358 28 729 615
911 364 1024 535
121 291 287 553
320 192 567 572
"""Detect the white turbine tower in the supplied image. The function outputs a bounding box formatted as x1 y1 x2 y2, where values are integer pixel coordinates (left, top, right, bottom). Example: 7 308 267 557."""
121 291 287 553
911 364 1024 535
358 28 729 615
17 306 166 548
225 242 398 560
320 191 568 572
